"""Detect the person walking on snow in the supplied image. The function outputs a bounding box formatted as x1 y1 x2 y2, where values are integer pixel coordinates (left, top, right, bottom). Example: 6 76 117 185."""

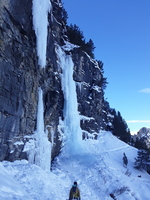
69 181 81 200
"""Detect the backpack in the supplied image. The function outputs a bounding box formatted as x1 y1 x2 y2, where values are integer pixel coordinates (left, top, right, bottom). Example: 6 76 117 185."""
72 187 78 198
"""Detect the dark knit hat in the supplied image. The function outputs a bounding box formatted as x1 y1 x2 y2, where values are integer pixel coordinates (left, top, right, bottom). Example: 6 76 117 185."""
74 181 77 186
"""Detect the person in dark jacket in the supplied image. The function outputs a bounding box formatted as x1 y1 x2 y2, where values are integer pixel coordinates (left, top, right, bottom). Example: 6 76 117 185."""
69 181 81 200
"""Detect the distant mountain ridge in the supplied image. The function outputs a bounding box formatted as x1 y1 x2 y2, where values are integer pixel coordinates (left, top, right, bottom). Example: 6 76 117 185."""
131 127 150 151
137 127 150 138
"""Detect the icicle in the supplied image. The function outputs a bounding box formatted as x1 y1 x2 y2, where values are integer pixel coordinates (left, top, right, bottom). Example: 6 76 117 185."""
57 46 83 154
32 0 51 68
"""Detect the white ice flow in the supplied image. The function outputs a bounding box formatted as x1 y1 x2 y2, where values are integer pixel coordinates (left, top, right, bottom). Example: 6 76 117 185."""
56 46 84 154
34 88 51 170
31 0 52 170
32 0 51 68
26 88 51 171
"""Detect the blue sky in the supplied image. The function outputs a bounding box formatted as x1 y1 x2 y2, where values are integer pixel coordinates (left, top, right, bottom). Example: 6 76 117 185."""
62 0 150 134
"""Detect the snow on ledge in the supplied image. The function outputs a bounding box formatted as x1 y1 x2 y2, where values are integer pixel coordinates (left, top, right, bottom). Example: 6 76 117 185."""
62 41 79 51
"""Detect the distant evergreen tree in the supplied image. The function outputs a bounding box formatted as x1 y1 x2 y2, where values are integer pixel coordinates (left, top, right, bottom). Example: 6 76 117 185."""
61 5 68 25
123 153 128 167
67 24 85 46
112 111 131 143
134 138 146 150
97 60 108 90
134 149 150 174
84 39 95 58
66 24 95 58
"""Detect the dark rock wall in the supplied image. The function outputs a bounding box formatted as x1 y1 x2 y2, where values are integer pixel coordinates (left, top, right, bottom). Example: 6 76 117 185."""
0 0 39 160
72 49 104 138
0 0 64 161
0 0 109 162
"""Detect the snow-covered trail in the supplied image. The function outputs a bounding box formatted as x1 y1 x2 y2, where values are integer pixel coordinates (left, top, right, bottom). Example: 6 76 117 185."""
1 132 150 200
53 153 111 200
52 132 150 200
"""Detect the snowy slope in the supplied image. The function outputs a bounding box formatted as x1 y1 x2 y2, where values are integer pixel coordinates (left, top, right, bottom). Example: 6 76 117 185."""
0 132 150 200
2 1 150 199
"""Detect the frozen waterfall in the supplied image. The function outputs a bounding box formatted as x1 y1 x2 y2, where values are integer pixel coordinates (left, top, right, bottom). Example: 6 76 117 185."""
30 0 52 170
34 88 51 171
57 46 83 154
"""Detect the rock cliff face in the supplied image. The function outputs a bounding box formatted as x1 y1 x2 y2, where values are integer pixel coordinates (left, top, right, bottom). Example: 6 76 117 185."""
0 0 38 161
137 127 150 150
72 49 105 138
0 0 111 162
137 127 150 138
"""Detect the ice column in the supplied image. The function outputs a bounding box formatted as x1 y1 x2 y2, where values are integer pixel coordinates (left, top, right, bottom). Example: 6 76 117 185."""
31 0 51 170
57 46 83 154
34 88 51 171
32 0 51 68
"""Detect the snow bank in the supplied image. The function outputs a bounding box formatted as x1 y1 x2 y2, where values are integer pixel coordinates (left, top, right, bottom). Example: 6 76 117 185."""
0 162 26 199
0 160 69 200
1 132 150 200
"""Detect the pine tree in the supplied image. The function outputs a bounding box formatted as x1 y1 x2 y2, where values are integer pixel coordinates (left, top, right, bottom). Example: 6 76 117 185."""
84 39 95 58
66 24 96 58
61 6 68 25
123 153 128 167
134 149 150 174
134 138 146 150
112 111 131 143
97 60 108 90
67 24 85 46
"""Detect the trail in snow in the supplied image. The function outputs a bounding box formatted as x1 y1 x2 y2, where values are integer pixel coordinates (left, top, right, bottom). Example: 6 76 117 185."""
52 132 150 200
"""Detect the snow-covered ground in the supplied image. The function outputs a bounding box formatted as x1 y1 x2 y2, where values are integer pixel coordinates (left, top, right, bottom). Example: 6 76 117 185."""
0 131 149 200
2 1 150 199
